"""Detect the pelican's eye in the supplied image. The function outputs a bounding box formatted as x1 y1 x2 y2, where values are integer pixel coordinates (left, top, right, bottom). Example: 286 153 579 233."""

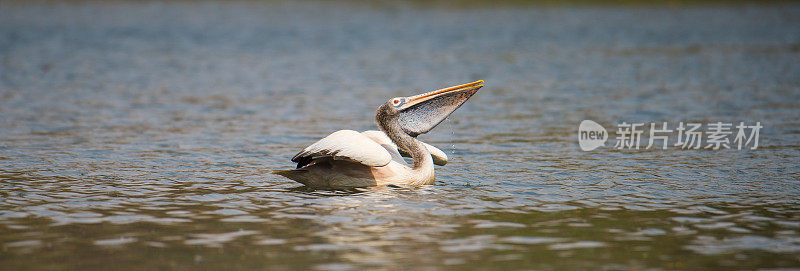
392 98 404 107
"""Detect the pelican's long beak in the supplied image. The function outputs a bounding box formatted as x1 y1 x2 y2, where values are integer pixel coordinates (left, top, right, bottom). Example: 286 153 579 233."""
398 80 484 137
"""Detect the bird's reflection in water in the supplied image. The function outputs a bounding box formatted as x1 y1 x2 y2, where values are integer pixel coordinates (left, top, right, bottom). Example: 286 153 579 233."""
287 183 435 197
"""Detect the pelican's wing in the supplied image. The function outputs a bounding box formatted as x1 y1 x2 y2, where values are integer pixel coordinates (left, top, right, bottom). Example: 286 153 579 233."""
360 130 407 165
292 130 392 168
423 142 448 166
362 130 448 166
403 141 448 166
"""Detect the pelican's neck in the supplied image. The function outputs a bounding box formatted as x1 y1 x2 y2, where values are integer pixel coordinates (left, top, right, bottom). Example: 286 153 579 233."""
379 118 431 170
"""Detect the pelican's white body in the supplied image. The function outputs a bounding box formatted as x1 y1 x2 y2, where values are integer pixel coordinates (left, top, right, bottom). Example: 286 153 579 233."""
274 130 446 188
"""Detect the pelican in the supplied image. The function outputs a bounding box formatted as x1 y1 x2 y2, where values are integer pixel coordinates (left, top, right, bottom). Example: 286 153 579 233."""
273 80 483 188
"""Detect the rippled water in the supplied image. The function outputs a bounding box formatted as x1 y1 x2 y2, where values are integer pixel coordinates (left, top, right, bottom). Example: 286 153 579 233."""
2 1 800 270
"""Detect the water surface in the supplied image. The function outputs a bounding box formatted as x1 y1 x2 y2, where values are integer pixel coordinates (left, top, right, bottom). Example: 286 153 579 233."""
1 1 800 270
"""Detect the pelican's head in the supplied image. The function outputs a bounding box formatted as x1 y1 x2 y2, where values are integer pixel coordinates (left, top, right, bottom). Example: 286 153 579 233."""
377 80 483 137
